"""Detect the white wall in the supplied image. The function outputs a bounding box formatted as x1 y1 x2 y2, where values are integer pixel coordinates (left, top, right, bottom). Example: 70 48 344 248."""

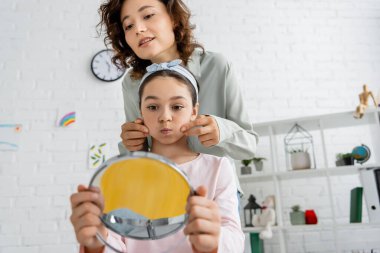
1 0 380 252
187 0 380 122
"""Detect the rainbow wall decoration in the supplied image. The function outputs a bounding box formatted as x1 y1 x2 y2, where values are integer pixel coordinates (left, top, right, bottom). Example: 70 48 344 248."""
59 112 76 127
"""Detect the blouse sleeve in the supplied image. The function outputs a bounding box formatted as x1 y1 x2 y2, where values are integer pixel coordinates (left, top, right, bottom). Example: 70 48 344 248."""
121 73 141 123
118 73 142 155
212 60 258 160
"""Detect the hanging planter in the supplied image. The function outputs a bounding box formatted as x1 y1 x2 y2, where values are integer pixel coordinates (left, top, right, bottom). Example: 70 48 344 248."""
284 123 316 170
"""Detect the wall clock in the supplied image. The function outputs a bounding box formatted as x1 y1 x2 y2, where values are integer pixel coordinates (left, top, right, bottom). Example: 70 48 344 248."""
91 49 125 82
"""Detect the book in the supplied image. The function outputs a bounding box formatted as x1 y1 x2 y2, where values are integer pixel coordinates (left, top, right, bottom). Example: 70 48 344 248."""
350 187 363 223
250 232 264 253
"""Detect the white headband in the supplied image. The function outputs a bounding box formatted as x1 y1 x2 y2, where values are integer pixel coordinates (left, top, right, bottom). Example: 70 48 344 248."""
139 59 199 102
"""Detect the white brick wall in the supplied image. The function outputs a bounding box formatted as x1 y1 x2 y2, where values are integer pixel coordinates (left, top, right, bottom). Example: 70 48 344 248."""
1 0 380 252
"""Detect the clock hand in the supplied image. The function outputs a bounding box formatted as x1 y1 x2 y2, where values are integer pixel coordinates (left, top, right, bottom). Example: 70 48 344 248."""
106 61 111 72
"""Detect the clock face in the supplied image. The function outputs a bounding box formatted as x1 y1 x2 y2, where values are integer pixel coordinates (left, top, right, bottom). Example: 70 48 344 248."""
91 49 126 82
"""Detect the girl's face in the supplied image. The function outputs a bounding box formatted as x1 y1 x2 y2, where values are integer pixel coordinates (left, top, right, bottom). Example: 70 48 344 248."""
120 0 179 63
140 76 198 145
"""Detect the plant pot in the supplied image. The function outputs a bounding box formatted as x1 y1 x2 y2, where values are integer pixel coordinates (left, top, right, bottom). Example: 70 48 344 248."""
241 166 252 175
343 157 354 165
291 152 311 170
290 211 305 225
335 159 345 167
336 157 354 166
254 161 263 171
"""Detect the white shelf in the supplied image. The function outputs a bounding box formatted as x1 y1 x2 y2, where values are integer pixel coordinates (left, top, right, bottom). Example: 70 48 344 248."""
238 164 380 181
242 226 281 233
325 165 360 176
335 222 380 229
239 109 380 253
239 173 273 183
253 108 380 136
283 224 333 231
242 223 380 234
276 168 326 180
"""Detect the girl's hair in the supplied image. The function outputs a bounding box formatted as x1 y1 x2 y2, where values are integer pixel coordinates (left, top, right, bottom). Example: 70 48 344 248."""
138 70 199 108
98 0 204 79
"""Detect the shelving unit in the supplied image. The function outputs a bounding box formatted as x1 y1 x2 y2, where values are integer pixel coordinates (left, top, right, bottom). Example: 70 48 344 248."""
239 164 380 183
239 109 380 253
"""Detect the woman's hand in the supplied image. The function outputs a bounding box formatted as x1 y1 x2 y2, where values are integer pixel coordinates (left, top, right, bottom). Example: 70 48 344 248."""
180 115 220 147
70 185 107 253
120 118 149 151
184 186 221 253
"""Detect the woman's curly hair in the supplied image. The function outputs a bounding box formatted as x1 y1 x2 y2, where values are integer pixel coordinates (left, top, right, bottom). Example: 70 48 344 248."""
98 0 204 79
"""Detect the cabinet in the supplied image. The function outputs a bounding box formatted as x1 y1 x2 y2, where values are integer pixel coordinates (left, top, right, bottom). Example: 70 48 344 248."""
238 109 380 253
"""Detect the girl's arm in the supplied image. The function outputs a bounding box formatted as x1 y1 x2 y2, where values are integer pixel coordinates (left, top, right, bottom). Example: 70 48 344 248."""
184 157 245 253
184 186 221 253
213 157 245 253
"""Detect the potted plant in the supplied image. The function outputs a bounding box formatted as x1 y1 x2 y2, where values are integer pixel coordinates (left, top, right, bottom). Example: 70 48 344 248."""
241 159 253 175
335 153 345 166
289 205 305 225
252 157 266 171
289 148 311 170
335 153 354 166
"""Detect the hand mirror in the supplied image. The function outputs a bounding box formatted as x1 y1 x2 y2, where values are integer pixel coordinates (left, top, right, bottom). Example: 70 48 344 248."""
88 151 193 252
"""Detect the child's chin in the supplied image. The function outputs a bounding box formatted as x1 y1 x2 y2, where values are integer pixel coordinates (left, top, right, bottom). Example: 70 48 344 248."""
155 136 182 145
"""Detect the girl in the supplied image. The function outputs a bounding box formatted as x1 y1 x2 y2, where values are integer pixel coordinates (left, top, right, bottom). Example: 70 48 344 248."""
98 0 258 167
70 61 244 253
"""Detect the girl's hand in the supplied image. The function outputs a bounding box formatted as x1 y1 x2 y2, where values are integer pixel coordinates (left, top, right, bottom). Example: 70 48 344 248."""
120 118 149 151
184 186 221 253
70 185 107 252
180 115 220 148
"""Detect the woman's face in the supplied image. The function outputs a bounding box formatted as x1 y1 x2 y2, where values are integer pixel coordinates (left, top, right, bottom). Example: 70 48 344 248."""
120 0 179 63
140 76 198 145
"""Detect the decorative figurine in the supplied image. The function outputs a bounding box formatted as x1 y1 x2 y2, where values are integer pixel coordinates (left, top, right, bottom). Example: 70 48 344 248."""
354 84 378 119
252 195 276 239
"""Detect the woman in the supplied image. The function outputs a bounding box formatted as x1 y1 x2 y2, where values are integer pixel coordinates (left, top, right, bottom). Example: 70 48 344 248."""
99 0 258 159
99 0 258 199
